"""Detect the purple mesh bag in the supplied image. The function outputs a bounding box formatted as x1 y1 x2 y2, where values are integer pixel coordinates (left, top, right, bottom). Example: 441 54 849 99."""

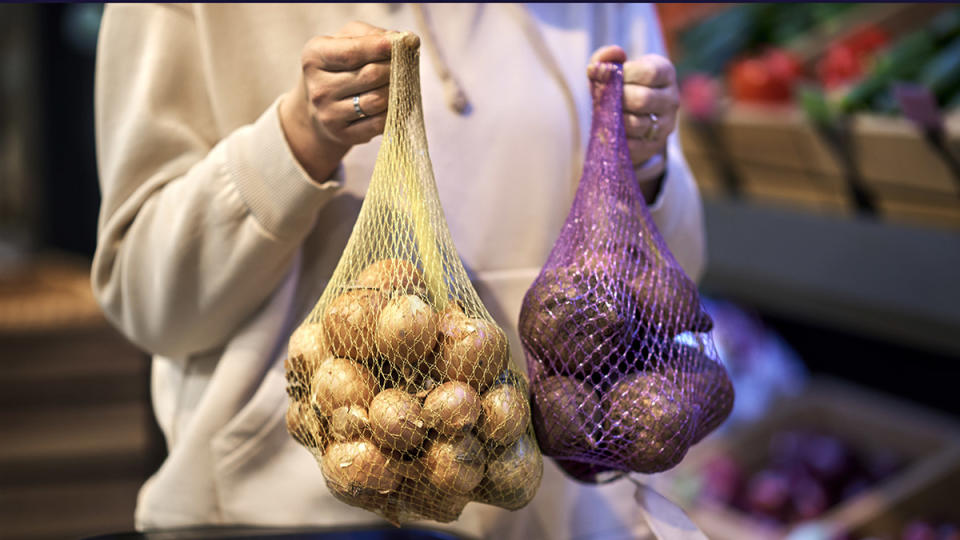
518 62 734 482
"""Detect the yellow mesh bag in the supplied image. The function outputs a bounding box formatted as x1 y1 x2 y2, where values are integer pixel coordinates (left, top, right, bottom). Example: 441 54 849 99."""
284 32 542 526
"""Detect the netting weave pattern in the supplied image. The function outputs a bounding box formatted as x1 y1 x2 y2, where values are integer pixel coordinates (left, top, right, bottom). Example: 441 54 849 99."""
284 33 542 525
518 63 733 483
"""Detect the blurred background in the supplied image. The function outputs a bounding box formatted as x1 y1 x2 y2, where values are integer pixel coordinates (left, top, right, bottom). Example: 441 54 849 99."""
0 3 958 540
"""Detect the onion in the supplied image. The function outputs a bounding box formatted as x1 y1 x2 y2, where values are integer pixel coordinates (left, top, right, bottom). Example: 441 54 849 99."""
603 372 693 473
660 346 734 444
423 433 486 494
519 266 626 375
436 303 468 337
368 388 428 453
530 375 603 458
479 433 542 510
355 259 426 296
390 479 471 523
422 381 481 436
311 356 377 417
630 267 713 336
323 289 387 360
288 322 329 364
437 317 508 392
329 405 371 442
286 399 326 449
375 294 438 369
286 323 330 401
477 383 530 447
321 440 400 496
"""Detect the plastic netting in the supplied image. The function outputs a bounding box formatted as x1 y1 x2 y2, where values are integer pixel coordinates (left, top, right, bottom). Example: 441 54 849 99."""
518 63 734 483
284 33 542 525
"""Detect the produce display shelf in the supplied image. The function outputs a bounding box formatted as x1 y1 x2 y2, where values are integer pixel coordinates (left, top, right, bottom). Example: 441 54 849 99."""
698 198 960 357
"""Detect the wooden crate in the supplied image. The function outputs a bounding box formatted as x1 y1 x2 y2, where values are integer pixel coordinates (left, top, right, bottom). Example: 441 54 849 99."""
843 454 960 538
679 107 852 215
656 378 960 540
852 114 960 196
852 114 960 228
679 107 960 227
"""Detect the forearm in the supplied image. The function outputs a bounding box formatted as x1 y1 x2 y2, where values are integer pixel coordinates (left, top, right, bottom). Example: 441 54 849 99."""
646 137 707 282
93 101 340 357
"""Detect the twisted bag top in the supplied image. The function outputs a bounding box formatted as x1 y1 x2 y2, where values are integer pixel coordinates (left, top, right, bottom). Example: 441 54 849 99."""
283 33 542 526
519 62 733 482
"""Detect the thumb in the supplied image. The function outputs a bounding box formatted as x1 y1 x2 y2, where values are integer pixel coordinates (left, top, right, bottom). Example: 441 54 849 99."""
590 45 627 66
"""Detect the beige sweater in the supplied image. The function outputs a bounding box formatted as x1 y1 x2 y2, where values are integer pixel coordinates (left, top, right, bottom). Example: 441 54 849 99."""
93 3 706 538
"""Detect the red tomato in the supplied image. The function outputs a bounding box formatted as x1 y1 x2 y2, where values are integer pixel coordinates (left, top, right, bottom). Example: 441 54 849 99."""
817 43 862 90
844 25 890 59
680 73 722 120
728 57 792 104
764 48 804 85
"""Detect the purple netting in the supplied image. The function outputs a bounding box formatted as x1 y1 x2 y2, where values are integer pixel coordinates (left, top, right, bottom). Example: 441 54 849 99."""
518 63 734 481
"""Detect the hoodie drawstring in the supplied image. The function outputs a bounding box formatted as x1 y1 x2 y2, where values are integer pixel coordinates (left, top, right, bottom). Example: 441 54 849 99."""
411 3 470 114
412 3 582 193
506 4 583 195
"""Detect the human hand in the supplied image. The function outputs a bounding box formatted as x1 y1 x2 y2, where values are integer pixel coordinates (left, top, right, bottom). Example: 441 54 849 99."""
588 46 679 187
280 21 406 182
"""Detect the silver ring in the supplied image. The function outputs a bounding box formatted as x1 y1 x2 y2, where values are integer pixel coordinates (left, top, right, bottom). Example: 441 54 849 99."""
644 113 660 141
352 95 367 119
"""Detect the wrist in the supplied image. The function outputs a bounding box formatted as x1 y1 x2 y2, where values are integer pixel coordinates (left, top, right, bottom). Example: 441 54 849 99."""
634 151 667 204
279 87 349 183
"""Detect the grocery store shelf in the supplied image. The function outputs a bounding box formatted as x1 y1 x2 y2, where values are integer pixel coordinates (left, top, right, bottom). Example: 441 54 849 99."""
699 198 960 356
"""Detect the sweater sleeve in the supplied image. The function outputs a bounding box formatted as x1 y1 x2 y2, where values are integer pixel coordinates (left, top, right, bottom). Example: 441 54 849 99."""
91 4 338 357
626 3 708 283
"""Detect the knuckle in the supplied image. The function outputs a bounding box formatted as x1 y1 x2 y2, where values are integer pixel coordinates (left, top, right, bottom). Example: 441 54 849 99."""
315 109 337 130
307 86 329 106
358 63 383 87
370 88 389 110
630 87 651 110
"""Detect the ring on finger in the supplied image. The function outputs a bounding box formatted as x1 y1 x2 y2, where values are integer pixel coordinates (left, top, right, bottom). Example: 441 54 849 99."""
352 95 368 119
643 112 660 141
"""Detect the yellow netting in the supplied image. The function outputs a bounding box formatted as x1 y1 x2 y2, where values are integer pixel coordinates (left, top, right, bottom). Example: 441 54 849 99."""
284 32 542 525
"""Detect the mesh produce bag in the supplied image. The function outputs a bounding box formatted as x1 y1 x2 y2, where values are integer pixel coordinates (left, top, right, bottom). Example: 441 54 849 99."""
518 62 733 483
284 33 542 525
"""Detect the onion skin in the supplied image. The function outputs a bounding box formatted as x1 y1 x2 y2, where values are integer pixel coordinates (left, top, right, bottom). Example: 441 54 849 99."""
329 405 371 442
368 389 428 453
286 400 326 449
436 304 468 337
323 289 387 360
477 383 530 447
423 433 486 494
355 259 426 296
479 433 543 510
385 479 471 524
321 440 400 496
288 322 329 365
375 294 438 370
603 372 693 474
437 317 508 392
422 381 482 436
530 375 603 458
286 323 330 401
519 267 626 375
311 357 377 417
630 267 713 337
